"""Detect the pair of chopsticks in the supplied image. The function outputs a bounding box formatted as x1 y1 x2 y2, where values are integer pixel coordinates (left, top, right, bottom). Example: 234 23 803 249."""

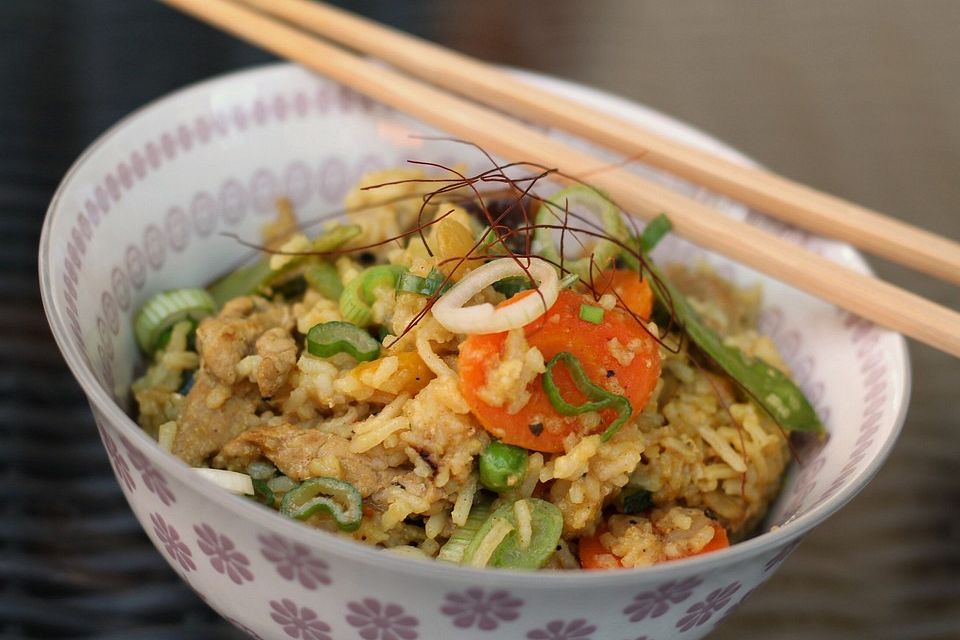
162 0 960 358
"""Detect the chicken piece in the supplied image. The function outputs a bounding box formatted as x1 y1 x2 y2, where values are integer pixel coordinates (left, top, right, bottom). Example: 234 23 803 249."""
213 423 388 498
172 371 259 466
196 296 294 385
255 327 298 397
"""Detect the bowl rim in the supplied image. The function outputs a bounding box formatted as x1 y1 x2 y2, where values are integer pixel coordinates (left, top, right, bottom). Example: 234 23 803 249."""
39 61 911 587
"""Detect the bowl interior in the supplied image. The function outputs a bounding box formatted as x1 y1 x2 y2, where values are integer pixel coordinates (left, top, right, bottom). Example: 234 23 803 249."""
40 62 909 567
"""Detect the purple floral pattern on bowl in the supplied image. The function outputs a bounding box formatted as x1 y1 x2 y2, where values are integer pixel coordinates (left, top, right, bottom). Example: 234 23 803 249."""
269 599 332 640
526 619 597 640
100 425 135 492
346 598 419 640
675 582 741 632
623 577 702 622
441 588 524 630
195 523 254 585
150 513 194 572
259 533 331 589
120 435 175 505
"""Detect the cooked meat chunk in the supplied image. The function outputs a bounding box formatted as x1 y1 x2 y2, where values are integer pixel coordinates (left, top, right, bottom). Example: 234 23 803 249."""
255 327 298 397
196 296 294 385
213 423 386 497
172 371 259 466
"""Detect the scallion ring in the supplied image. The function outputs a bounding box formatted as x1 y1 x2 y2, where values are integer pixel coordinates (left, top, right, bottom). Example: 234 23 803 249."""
431 257 559 334
279 477 363 531
542 352 632 440
134 288 216 353
307 320 381 362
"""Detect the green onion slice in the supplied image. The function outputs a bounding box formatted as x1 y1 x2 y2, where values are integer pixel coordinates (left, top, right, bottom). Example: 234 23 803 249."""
251 479 276 508
437 498 493 564
542 352 632 441
492 275 533 299
304 262 344 301
578 304 604 325
396 268 451 297
133 288 216 353
531 185 628 280
307 320 381 362
478 442 529 493
339 265 404 327
639 213 672 253
461 498 563 569
279 477 363 531
618 488 654 514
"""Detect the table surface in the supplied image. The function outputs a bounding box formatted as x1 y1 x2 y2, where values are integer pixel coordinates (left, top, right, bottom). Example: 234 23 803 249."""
3 2 958 639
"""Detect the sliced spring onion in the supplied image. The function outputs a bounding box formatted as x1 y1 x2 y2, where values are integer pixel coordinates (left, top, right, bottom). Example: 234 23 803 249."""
207 224 361 307
271 274 307 300
304 262 344 301
266 475 297 495
279 477 363 531
578 304 604 325
339 265 404 327
396 268 451 297
492 275 532 299
306 320 381 361
639 213 672 253
461 498 563 569
478 442 529 493
437 499 493 563
246 459 277 481
431 257 559 334
542 352 632 441
618 488 654 514
531 185 628 280
134 288 216 353
559 272 581 289
251 479 276 508
193 468 255 496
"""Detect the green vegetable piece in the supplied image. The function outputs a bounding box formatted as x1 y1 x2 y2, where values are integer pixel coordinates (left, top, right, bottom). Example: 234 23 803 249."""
207 224 361 307
578 304 605 325
619 488 654 514
532 185 627 280
639 214 673 253
646 261 824 434
133 288 216 353
304 262 344 301
437 498 493 564
479 442 529 492
307 321 381 362
543 352 632 441
251 479 275 508
492 275 533 299
279 477 363 531
271 274 307 300
339 265 404 327
397 268 452 297
461 498 563 569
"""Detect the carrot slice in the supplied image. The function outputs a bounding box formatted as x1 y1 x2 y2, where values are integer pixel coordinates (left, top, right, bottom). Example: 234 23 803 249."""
688 522 730 557
578 530 623 570
459 290 661 453
595 268 653 321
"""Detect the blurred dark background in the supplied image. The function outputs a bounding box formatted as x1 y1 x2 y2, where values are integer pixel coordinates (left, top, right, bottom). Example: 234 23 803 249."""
2 1 957 638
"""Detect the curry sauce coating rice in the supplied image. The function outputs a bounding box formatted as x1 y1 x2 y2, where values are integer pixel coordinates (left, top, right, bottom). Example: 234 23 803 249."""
133 169 800 570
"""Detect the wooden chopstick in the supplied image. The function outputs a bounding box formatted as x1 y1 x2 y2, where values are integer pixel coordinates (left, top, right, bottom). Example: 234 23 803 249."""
237 0 960 287
162 0 960 358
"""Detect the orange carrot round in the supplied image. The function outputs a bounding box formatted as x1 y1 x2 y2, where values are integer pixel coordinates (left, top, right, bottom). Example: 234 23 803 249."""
595 268 654 320
459 289 661 453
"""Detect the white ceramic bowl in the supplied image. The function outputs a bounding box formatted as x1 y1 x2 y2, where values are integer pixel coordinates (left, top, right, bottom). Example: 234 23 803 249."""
39 63 909 640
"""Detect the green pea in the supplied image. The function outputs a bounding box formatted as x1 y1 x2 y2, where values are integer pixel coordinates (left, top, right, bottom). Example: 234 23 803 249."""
479 441 529 493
